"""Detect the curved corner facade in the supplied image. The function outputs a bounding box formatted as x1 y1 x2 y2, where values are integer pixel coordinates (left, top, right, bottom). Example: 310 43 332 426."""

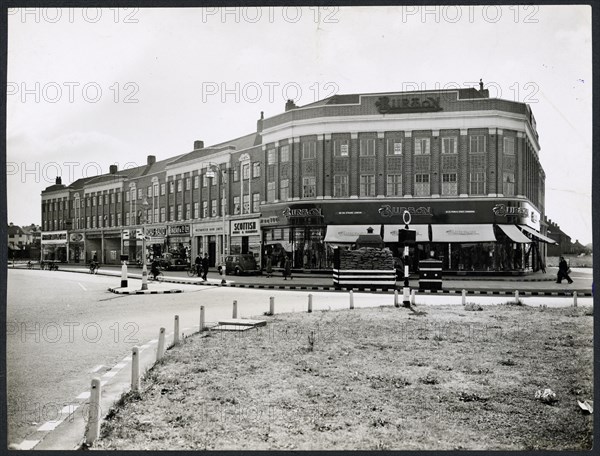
40 87 548 274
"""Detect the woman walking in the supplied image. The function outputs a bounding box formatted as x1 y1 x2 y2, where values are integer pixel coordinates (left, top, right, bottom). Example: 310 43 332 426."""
283 255 292 280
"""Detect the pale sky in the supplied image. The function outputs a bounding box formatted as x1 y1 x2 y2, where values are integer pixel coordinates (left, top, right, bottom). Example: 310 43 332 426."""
6 5 593 244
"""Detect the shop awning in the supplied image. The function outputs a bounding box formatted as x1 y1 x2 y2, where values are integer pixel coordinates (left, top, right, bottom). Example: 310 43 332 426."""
324 225 381 243
383 225 430 242
496 225 532 243
431 224 496 243
518 225 558 244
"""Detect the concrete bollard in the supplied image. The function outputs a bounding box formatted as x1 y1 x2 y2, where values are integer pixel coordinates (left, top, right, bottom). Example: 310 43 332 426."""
308 294 313 313
199 306 205 332
233 300 238 319
121 261 128 288
462 289 466 305
411 289 415 306
131 347 140 391
269 296 275 315
515 290 519 304
85 377 102 446
157 327 166 362
573 291 578 307
174 315 180 345
349 290 354 309
394 289 399 308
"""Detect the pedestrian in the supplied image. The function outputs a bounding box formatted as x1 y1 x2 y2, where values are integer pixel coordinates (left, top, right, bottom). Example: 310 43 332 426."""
556 256 573 284
265 255 273 278
283 255 292 280
201 252 210 281
195 254 202 277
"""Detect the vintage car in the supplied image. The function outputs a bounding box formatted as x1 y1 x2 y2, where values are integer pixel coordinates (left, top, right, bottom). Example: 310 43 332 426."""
217 254 260 275
158 252 189 271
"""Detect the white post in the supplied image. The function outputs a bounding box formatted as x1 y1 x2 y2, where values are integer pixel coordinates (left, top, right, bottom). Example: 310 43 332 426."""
308 294 313 313
462 289 466 305
131 346 140 391
573 291 578 307
156 327 166 361
121 260 128 288
141 225 148 291
174 315 180 345
411 289 415 306
349 290 354 309
515 290 519 304
394 289 399 308
269 296 275 315
85 378 101 446
232 300 238 319
403 244 410 307
199 306 205 332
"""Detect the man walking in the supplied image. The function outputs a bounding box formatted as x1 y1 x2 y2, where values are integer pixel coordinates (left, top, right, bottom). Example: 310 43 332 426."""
201 252 210 281
195 253 202 277
556 256 573 284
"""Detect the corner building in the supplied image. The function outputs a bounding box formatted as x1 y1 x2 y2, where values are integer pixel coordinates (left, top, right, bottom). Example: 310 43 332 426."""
41 84 550 274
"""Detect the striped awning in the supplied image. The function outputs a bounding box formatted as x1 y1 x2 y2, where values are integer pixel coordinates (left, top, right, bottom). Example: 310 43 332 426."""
383 225 430 242
519 225 558 244
497 225 532 243
431 224 496 243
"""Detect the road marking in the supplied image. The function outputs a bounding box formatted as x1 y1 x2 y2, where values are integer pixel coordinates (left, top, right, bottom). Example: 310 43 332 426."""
100 380 108 387
13 440 40 450
123 356 132 362
140 344 151 350
76 391 90 400
149 339 158 344
102 371 118 378
60 404 79 415
113 362 127 369
78 282 87 291
37 420 64 432
90 364 103 373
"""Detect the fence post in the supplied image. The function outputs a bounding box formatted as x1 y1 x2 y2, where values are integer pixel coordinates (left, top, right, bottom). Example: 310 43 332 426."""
308 294 313 313
394 289 399 308
156 327 166 362
200 306 205 332
462 289 466 305
174 315 180 345
349 290 354 309
131 347 140 392
515 290 519 304
233 300 238 319
85 378 101 446
573 291 578 307
411 289 415 306
269 296 275 315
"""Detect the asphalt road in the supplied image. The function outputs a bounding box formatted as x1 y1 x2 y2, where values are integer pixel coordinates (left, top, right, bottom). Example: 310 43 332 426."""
6 268 593 448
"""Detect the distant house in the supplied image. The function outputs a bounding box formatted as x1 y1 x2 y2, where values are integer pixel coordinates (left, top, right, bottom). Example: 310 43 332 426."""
7 223 42 259
7 223 27 250
545 218 588 256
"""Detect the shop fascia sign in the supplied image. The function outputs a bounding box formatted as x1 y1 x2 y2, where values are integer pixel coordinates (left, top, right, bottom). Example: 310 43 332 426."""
146 227 167 237
282 207 323 218
41 231 68 243
378 205 432 218
231 219 260 236
192 222 223 235
375 95 443 114
168 224 190 235
493 203 539 224
70 233 84 242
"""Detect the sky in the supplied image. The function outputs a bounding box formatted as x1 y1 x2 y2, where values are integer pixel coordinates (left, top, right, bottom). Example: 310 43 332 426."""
6 5 593 244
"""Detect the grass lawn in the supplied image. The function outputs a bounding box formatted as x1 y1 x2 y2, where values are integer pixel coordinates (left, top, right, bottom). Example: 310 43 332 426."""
96 303 593 451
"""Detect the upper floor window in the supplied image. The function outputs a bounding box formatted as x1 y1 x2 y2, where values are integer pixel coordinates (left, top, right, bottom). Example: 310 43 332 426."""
177 180 183 192
193 176 199 189
302 177 316 198
442 137 457 154
386 139 402 155
359 138 376 156
334 139 350 157
302 142 316 159
280 145 290 162
242 163 250 180
267 149 277 164
252 162 261 178
470 135 486 154
414 138 430 155
503 137 515 155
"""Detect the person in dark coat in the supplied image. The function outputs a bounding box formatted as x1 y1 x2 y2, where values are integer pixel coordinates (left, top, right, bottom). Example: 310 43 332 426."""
556 256 573 284
283 255 292 280
201 253 210 281
265 255 273 278
195 254 202 277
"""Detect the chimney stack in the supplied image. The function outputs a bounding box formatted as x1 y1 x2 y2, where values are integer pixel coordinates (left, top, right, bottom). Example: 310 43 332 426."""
109 164 118 174
256 111 264 133
147 155 156 166
479 79 484 91
194 140 204 150
56 176 62 185
285 99 297 111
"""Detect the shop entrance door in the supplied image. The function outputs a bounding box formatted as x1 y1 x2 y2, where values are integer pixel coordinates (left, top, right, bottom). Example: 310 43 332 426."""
208 241 216 267
241 236 249 254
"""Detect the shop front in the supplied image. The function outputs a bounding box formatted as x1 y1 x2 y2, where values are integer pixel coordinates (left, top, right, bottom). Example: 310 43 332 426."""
167 224 192 265
68 232 85 263
146 226 167 261
191 221 224 267
103 230 122 264
41 231 68 262
85 231 102 263
260 199 549 274
230 217 261 267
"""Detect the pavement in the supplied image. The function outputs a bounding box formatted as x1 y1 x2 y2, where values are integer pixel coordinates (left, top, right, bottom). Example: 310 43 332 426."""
17 263 594 297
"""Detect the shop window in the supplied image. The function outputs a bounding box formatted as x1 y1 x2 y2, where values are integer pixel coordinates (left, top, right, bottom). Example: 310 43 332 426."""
359 138 376 156
267 182 276 203
193 176 199 189
442 173 458 196
280 179 289 201
414 138 430 155
470 172 486 195
233 196 241 215
334 139 349 157
504 137 515 155
470 135 486 154
252 193 260 212
333 175 348 197
160 207 166 222
414 174 430 196
386 174 402 196
442 137 457 154
386 139 402 155
359 175 375 197
302 142 316 159
302 177 316 198
280 145 290 162
243 194 250 214
503 172 515 196
253 162 261 178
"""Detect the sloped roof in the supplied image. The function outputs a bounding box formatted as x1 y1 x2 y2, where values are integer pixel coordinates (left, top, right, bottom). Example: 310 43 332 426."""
7 225 25 236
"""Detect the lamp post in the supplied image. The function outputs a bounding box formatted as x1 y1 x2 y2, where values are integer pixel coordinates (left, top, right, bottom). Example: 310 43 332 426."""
207 164 228 283
140 198 149 291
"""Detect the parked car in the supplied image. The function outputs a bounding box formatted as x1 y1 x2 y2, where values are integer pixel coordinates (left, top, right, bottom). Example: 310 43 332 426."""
158 253 189 271
218 254 260 275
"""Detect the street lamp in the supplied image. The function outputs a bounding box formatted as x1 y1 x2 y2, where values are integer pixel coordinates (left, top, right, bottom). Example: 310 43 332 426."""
140 197 150 290
206 164 228 284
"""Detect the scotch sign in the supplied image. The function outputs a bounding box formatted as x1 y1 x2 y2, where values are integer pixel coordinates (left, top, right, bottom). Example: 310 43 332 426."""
375 95 442 114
